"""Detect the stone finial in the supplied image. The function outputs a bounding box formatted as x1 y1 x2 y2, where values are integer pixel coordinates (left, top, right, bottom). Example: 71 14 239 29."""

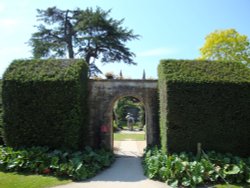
120 70 123 79
142 69 146 80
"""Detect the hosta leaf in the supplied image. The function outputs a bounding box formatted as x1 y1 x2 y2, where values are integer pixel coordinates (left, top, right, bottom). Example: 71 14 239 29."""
223 157 231 163
169 179 179 187
7 164 17 169
224 165 240 175
76 163 83 171
182 177 191 186
209 173 219 181
148 172 155 179
181 161 189 167
192 175 203 184
174 160 185 173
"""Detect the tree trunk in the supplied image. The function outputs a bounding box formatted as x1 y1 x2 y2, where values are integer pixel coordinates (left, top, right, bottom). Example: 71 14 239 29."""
67 43 74 59
65 10 74 59
85 54 91 65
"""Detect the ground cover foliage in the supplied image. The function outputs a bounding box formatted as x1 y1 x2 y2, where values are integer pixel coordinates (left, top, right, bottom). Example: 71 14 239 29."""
2 59 88 150
158 60 250 156
143 147 250 188
0 146 114 181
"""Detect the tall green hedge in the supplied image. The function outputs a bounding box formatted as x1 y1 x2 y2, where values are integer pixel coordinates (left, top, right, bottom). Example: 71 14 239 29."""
158 60 250 156
2 59 88 150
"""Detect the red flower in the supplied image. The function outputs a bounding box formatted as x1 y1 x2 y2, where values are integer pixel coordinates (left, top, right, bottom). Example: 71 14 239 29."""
43 168 51 174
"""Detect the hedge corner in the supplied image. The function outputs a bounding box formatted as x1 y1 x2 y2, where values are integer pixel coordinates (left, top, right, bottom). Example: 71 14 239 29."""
2 59 89 150
158 59 250 156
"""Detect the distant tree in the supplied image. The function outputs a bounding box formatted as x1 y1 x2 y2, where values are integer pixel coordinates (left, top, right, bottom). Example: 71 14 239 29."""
29 7 139 75
199 29 250 66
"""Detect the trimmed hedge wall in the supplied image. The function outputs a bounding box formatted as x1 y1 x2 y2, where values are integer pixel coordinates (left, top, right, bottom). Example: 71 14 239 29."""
2 59 88 150
158 60 250 156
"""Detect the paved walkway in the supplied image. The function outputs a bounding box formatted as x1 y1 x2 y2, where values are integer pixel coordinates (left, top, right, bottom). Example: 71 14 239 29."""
113 140 145 157
53 141 170 188
115 129 145 134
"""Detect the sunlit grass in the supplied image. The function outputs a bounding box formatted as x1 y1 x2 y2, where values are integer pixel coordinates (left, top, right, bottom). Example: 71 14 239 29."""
0 171 71 188
214 184 250 188
114 133 145 141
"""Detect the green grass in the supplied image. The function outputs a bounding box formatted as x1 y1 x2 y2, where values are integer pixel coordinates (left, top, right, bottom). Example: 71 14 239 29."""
0 171 71 188
114 133 145 141
214 184 250 188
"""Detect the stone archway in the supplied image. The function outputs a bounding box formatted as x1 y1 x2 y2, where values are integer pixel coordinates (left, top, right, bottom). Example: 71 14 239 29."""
88 79 159 150
107 94 147 149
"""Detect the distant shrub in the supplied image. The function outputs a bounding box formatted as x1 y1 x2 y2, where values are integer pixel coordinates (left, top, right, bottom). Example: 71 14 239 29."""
2 59 88 150
105 71 116 79
158 60 250 156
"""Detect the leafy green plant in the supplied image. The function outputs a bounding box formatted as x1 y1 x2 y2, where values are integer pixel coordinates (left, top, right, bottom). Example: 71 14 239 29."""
0 146 114 181
143 147 250 187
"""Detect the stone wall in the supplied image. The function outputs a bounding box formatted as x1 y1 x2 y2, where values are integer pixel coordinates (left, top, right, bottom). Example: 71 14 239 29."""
88 79 159 149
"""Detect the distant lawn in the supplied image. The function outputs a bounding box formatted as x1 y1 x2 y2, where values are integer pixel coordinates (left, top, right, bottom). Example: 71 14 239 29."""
114 133 145 141
0 171 71 188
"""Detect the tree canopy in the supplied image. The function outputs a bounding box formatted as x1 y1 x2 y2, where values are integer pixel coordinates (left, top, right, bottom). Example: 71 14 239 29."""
29 7 139 75
199 29 250 66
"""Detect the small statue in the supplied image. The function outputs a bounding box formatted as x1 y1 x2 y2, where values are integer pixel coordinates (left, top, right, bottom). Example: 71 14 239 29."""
125 113 135 131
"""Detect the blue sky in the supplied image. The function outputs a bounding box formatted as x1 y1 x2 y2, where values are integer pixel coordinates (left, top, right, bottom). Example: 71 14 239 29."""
0 0 250 78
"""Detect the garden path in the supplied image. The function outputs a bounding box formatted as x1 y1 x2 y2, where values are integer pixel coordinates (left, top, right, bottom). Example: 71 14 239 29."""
52 141 170 188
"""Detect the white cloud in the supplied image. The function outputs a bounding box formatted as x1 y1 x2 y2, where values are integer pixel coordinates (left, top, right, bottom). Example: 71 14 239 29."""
137 47 178 57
